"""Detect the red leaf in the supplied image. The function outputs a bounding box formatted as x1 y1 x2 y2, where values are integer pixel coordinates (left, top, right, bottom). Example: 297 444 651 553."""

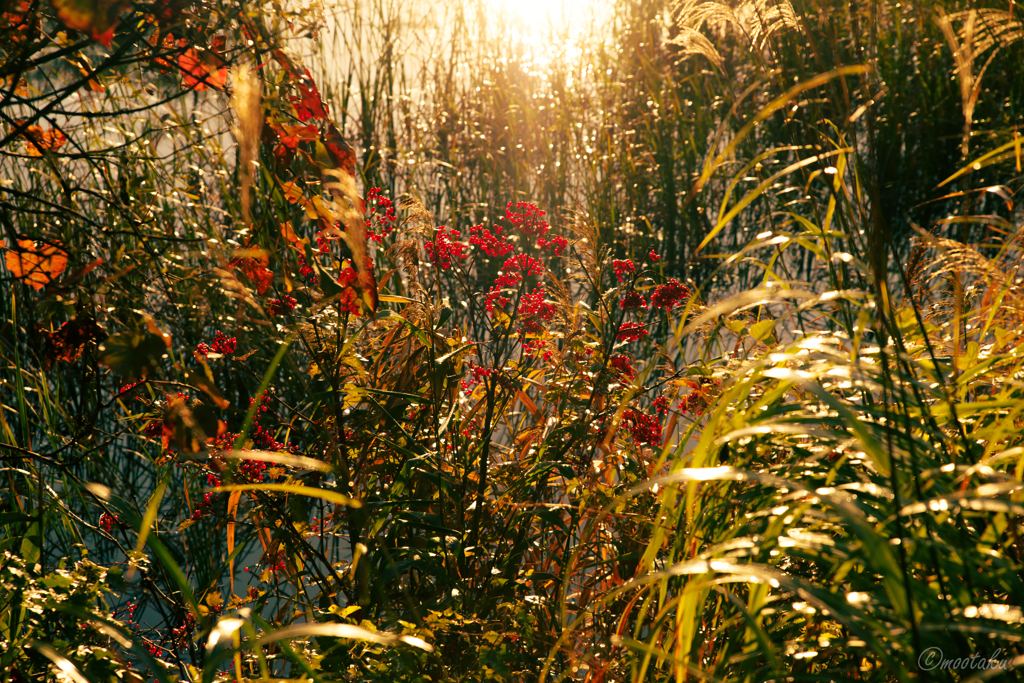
291 69 328 122
323 123 355 176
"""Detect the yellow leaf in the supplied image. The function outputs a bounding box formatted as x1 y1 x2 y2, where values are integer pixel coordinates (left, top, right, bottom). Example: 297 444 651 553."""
750 319 775 341
280 181 304 204
304 195 335 222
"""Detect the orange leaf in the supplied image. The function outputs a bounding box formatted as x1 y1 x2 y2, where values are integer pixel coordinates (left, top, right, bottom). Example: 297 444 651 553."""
5 239 68 290
280 221 299 244
2 2 38 43
226 489 242 595
178 47 227 92
19 124 67 156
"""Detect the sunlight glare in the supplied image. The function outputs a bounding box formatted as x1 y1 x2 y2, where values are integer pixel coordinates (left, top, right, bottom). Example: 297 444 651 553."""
482 0 613 78
487 0 609 39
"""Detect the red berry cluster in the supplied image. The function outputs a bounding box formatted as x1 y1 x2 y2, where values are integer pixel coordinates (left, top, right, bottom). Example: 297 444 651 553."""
505 201 549 238
485 288 511 315
620 291 647 310
511 203 567 254
537 234 569 255
622 409 662 446
522 339 555 362
365 187 397 242
240 458 269 482
196 331 237 359
505 200 548 237
425 226 468 270
115 600 141 629
252 423 292 453
652 396 670 416
249 391 270 415
99 512 117 533
267 550 287 575
144 419 164 440
118 380 144 395
650 278 690 310
486 253 546 317
613 259 635 284
190 491 217 521
171 613 196 650
517 287 556 334
460 416 482 438
469 224 514 257
267 294 298 317
616 322 649 342
609 354 636 380
315 228 334 255
460 363 493 394
297 253 317 283
211 331 235 354
503 254 545 278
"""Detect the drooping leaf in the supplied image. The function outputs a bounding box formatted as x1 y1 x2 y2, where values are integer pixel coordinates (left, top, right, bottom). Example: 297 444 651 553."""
5 239 68 290
322 123 356 176
99 331 168 380
162 394 209 454
183 358 230 409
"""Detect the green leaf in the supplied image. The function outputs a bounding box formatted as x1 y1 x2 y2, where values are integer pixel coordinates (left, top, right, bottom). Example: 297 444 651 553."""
130 475 168 576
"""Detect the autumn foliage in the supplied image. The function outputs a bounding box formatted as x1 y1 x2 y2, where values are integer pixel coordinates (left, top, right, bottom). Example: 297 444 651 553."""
4 0 1024 680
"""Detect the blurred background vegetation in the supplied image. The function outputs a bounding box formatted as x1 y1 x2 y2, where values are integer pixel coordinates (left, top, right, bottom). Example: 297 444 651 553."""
2 0 1024 679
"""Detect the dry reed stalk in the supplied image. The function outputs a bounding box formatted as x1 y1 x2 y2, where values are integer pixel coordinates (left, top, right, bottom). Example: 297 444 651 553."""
231 60 263 227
